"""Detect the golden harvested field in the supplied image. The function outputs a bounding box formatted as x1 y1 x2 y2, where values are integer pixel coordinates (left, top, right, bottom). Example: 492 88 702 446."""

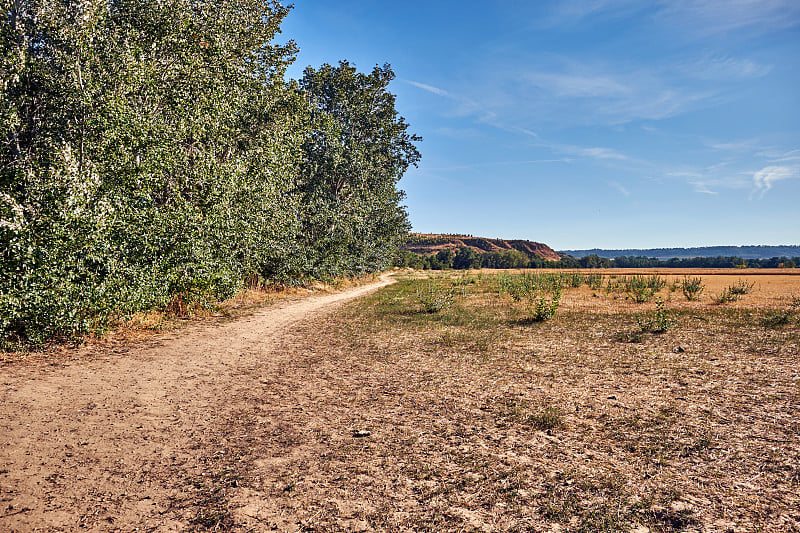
1 271 797 532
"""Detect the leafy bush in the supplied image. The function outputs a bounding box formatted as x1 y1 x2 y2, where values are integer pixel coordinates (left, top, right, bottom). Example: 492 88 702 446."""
728 280 755 295
636 298 674 333
526 286 562 322
586 273 604 290
622 275 666 303
681 277 705 301
527 407 563 430
416 282 455 313
714 280 754 303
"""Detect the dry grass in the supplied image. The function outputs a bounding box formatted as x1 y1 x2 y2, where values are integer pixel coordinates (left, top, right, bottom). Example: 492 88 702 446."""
0 273 381 366
2 270 797 531
209 271 798 532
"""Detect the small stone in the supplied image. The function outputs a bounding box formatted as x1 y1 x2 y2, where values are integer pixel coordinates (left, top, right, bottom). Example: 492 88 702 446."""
352 429 371 438
673 346 686 353
671 500 691 512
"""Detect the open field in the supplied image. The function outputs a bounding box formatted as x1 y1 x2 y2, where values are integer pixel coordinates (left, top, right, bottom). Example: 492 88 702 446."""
224 270 797 531
1 270 798 531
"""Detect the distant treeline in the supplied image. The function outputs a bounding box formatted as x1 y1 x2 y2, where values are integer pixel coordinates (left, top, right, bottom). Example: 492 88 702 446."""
394 248 799 270
1 1 419 346
561 245 800 260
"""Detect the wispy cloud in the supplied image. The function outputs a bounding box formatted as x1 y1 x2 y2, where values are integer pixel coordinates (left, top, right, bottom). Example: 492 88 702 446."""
690 182 718 194
752 165 799 198
406 80 450 97
665 166 750 192
656 0 800 37
758 149 800 163
424 159 570 172
522 71 630 98
578 147 630 160
608 181 631 196
434 127 482 139
679 55 772 80
511 58 720 125
706 138 761 151
548 0 800 37
406 79 497 123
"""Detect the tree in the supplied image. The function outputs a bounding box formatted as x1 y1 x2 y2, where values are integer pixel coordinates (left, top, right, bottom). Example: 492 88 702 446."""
0 0 302 344
298 61 420 277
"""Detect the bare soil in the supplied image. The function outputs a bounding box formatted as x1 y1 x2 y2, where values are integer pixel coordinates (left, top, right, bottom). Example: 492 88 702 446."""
0 276 395 532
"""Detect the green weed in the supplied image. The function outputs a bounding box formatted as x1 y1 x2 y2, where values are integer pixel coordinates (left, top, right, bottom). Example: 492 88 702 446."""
636 298 674 333
416 282 455 313
681 276 704 301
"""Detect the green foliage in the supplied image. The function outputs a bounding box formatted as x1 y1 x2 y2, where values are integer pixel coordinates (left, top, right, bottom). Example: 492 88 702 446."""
496 273 562 322
0 2 418 346
636 298 674 334
760 297 800 328
526 286 562 322
527 406 564 430
586 273 604 290
713 280 755 304
498 272 562 301
297 61 419 278
621 275 665 303
681 276 705 301
415 281 455 314
728 279 755 295
568 272 584 288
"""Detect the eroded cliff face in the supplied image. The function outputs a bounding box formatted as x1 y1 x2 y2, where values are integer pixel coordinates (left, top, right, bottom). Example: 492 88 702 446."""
402 234 562 262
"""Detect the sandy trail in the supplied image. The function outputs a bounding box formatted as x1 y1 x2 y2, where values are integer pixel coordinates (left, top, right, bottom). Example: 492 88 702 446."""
0 275 395 532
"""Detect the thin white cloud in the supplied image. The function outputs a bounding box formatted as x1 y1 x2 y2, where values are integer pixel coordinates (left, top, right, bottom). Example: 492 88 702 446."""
690 182 718 194
759 149 800 163
551 0 800 36
665 166 751 190
407 79 497 123
406 80 450 97
580 147 630 160
752 165 799 197
434 127 481 139
680 55 772 80
515 59 718 125
656 0 800 37
608 181 631 196
706 138 761 151
425 159 570 172
523 72 630 98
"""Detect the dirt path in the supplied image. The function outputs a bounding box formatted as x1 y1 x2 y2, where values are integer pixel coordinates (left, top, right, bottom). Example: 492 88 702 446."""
0 275 395 532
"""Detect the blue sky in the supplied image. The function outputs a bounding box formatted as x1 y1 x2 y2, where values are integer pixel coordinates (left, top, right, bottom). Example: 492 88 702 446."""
280 1 800 249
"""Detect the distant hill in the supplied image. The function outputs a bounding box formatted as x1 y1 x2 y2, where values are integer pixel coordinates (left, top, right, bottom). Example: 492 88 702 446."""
403 233 562 262
560 245 800 260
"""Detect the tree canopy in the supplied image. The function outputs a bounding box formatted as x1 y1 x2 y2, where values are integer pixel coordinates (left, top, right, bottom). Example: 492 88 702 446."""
0 1 419 346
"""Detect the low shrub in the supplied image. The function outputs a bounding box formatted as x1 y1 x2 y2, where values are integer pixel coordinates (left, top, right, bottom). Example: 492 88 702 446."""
681 276 704 301
525 286 562 322
760 297 800 328
636 298 674 333
713 280 754 304
416 282 455 313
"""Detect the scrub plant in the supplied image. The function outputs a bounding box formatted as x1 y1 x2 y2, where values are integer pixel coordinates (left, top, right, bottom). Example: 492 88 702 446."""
526 285 562 322
636 298 674 333
416 282 455 313
681 277 704 301
714 280 755 303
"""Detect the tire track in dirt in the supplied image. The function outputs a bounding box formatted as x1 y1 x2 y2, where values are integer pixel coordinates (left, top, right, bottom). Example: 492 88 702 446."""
0 275 395 532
